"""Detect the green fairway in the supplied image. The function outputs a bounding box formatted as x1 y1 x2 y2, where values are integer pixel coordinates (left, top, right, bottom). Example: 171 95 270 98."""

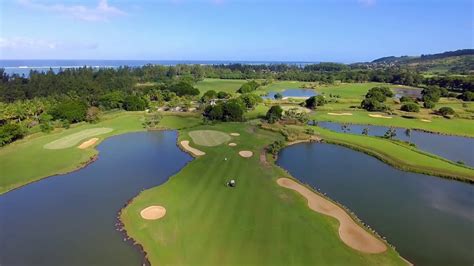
195 78 246 94
314 126 474 182
121 122 405 265
43 128 113 149
188 130 232 146
315 82 385 102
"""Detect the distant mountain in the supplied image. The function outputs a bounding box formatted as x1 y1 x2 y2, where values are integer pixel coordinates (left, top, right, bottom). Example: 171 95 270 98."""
366 49 474 74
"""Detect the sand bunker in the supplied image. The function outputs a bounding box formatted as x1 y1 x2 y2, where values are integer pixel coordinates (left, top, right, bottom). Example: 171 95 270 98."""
277 178 387 254
230 133 240 136
140 206 166 220
238 151 253 158
368 114 392 119
327 112 353 116
44 128 113 149
228 143 237 146
78 138 99 149
180 140 205 156
421 119 432 122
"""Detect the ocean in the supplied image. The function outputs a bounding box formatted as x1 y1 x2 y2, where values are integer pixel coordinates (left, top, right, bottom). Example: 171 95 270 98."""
0 59 316 76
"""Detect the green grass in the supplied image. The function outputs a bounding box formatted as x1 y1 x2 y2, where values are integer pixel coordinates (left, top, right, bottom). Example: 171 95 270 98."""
121 122 404 265
311 110 474 137
258 81 309 93
314 126 474 182
315 82 385 102
0 112 146 194
195 78 246 94
188 130 232 146
43 128 113 149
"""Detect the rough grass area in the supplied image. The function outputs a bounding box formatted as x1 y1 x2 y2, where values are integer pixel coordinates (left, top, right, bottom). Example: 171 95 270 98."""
188 130 232 146
43 128 113 149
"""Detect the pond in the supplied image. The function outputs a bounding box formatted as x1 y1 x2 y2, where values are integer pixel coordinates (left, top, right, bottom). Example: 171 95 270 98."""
0 131 192 266
392 87 422 99
262 89 317 99
316 121 474 167
277 143 474 266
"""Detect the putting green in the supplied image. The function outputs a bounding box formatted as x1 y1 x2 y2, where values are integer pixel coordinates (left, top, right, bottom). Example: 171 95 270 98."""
188 130 231 146
44 128 113 150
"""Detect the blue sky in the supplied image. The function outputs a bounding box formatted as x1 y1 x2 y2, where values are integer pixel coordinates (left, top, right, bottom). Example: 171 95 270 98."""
0 0 472 62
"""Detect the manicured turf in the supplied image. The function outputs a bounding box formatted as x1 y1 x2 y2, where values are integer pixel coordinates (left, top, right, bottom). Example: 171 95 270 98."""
195 78 246 94
188 130 232 146
121 122 405 265
311 110 474 137
314 126 474 182
43 128 113 149
0 113 145 194
315 82 385 102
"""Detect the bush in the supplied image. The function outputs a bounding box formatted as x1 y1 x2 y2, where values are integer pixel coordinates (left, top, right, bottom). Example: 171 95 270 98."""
239 93 262 109
459 91 474 101
204 100 245 122
285 108 309 124
237 80 260 93
423 101 435 109
361 97 387 111
123 96 148 111
201 90 217 102
39 113 54 133
86 106 101 123
305 95 326 109
438 107 455 117
421 87 441 103
98 91 125 110
167 82 200 96
0 123 26 146
50 100 88 123
266 105 283 123
217 91 231 99
399 96 414 103
266 140 285 156
401 103 420 112
366 87 393 99
274 93 283 100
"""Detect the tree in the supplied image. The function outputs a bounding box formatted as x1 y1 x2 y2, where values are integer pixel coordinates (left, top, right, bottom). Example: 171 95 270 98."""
266 105 283 123
362 128 369 135
400 96 414 103
204 104 224 120
217 91 231 99
50 100 88 123
383 128 397 139
123 96 148 111
98 91 125 110
423 101 435 109
274 92 283 100
361 97 387 111
438 107 455 117
285 108 309 124
401 103 420 112
239 93 262 109
223 101 245 121
86 106 101 123
459 91 474 101
305 95 326 109
237 80 260 93
201 90 217 102
167 82 200 96
0 123 26 147
421 87 441 103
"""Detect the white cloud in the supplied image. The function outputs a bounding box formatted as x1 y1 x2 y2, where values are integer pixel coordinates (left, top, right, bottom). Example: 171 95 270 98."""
18 0 127 22
0 37 98 50
358 0 376 7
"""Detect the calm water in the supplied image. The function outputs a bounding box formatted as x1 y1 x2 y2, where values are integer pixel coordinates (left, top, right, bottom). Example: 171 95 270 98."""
393 87 422 99
0 131 192 266
262 89 317 99
317 121 474 167
277 143 474 266
0 60 317 76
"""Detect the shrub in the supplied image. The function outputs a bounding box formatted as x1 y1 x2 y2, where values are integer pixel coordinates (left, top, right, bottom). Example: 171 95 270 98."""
98 91 125 110
423 101 435 109
266 105 283 123
0 123 26 146
86 106 101 123
401 103 420 112
167 82 200 96
237 80 260 93
274 93 283 100
266 140 285 156
305 95 326 109
201 90 217 102
217 91 231 99
421 87 441 103
360 97 387 111
399 96 414 103
50 100 88 123
459 91 474 101
123 96 148 111
239 93 262 109
438 107 455 117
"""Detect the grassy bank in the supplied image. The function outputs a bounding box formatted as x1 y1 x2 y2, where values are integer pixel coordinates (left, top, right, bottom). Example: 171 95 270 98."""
314 126 474 182
121 121 405 265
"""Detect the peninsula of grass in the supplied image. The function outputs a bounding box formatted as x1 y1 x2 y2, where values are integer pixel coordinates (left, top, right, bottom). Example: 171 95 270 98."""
120 122 405 265
314 126 474 182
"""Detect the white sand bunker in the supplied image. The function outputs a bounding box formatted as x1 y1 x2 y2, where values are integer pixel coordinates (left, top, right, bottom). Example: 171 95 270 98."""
180 140 205 156
277 178 386 254
239 151 253 158
327 112 352 116
140 206 166 220
228 143 237 146
230 133 240 136
421 119 432 122
44 128 113 149
78 138 99 149
369 114 392 119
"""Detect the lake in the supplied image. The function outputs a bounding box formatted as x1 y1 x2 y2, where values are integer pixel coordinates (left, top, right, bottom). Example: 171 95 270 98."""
0 131 192 266
317 121 474 167
392 87 423 99
262 89 317 99
277 143 474 266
